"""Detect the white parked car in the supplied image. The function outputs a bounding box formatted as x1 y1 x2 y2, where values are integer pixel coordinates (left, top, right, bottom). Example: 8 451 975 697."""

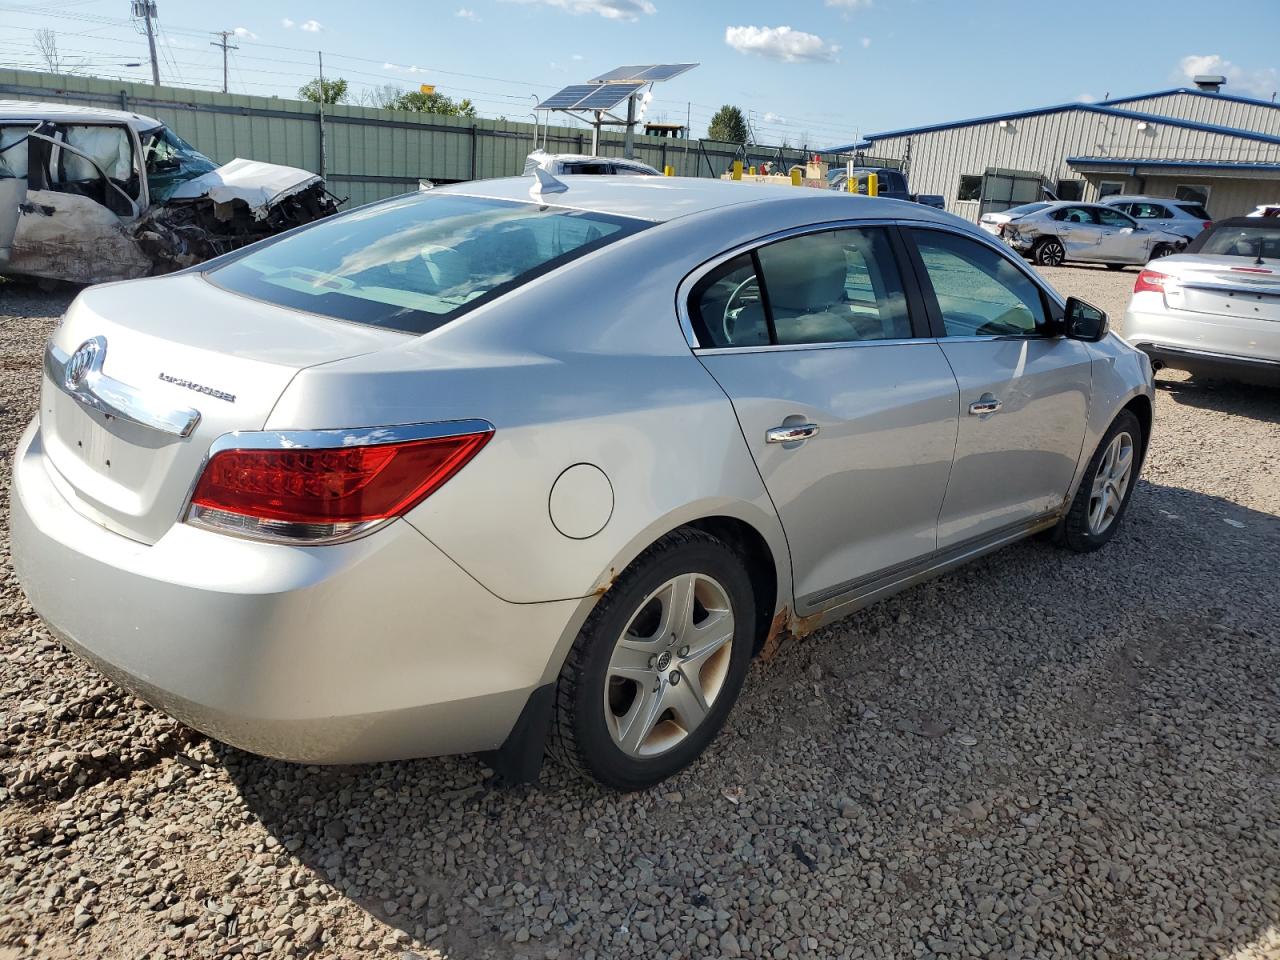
0 100 338 284
1099 195 1213 242
1125 217 1279 384
523 150 660 177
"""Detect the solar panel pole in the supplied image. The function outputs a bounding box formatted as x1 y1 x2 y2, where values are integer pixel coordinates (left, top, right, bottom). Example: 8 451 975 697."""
591 112 600 155
623 93 637 159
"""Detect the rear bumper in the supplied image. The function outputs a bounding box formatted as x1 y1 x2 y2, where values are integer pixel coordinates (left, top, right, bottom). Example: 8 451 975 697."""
1124 301 1280 384
10 418 584 763
1131 342 1280 384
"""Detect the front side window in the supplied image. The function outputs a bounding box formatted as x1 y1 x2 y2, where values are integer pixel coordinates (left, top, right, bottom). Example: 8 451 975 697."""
209 193 647 334
957 175 982 202
688 228 912 348
911 229 1046 337
1096 207 1136 228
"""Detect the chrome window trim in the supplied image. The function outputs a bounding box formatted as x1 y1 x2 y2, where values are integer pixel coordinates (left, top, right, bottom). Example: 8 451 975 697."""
45 338 202 438
676 216 933 352
180 419 495 546
694 336 932 357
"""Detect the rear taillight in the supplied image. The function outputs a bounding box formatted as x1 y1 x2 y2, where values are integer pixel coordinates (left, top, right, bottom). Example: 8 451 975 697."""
1202 221 1213 231
187 425 491 544
1134 269 1172 295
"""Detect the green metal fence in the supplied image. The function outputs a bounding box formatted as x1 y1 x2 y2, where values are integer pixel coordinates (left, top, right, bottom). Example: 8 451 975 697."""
0 69 856 208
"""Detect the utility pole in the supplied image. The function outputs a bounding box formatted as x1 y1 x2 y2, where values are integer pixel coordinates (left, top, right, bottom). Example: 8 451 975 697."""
210 30 238 93
131 0 160 86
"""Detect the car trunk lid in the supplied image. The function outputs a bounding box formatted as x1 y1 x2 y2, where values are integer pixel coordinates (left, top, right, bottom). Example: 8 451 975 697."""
1159 256 1280 323
40 273 408 545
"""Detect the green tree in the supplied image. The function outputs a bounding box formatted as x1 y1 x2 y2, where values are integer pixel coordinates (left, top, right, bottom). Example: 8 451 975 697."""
297 77 349 104
708 105 748 144
391 89 477 118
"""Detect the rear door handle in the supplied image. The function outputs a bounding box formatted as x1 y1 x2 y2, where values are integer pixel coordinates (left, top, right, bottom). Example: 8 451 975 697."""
968 396 1002 416
766 423 819 443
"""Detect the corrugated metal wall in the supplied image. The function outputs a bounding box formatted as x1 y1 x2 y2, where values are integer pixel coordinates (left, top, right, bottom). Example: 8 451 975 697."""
1108 92 1280 137
865 106 1280 220
0 69 849 209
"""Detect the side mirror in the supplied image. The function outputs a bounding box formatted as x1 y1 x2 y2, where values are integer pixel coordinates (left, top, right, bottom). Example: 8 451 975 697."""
1064 296 1108 342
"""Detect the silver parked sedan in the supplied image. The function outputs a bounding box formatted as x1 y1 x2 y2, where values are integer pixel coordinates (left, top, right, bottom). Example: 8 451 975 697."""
1125 216 1280 384
11 177 1155 790
1001 201 1187 269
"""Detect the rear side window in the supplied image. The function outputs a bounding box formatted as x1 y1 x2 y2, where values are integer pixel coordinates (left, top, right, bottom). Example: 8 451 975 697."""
688 227 912 348
208 193 648 335
911 229 1046 337
1177 203 1211 220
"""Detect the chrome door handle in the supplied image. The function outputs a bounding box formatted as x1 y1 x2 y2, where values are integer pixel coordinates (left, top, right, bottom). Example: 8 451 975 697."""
968 396 1002 416
766 423 819 444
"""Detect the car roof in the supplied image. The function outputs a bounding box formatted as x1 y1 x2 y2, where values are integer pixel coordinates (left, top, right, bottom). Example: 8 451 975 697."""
431 175 963 225
0 99 163 133
1100 195 1192 207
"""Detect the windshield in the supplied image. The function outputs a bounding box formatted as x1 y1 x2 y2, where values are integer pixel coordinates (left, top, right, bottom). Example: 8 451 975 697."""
1005 202 1050 217
141 125 218 202
1194 223 1280 260
208 192 649 334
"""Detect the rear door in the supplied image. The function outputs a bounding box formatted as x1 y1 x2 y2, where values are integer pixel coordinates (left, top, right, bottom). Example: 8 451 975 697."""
685 223 960 612
904 227 1092 548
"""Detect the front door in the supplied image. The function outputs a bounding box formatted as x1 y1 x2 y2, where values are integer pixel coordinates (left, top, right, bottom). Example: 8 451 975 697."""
1053 206 1106 261
685 225 960 610
1094 205 1146 263
906 227 1092 548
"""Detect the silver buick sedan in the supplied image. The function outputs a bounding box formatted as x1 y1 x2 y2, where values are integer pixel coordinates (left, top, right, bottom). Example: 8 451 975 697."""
11 176 1154 790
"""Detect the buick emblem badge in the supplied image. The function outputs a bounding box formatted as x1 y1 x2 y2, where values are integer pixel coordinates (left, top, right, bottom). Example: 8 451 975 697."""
65 338 102 391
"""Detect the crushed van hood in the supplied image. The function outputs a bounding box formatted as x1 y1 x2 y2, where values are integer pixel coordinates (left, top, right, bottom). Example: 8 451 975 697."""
168 158 324 219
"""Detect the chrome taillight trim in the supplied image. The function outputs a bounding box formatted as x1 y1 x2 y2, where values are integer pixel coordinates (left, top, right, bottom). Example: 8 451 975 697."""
182 419 495 546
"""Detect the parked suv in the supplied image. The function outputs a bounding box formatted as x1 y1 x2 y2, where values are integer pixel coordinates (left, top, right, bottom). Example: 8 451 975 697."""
1099 195 1212 242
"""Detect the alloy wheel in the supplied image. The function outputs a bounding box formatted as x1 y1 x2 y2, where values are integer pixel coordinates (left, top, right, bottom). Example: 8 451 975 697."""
1088 431 1135 536
1037 239 1065 266
603 572 735 758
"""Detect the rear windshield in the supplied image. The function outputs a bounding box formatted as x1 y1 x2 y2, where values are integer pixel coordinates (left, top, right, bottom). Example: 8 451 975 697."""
207 193 648 334
1005 202 1050 217
1176 203 1211 220
1193 223 1280 259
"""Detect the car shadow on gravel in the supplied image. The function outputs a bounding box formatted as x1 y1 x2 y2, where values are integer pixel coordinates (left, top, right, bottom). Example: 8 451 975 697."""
1157 374 1280 424
221 479 1280 959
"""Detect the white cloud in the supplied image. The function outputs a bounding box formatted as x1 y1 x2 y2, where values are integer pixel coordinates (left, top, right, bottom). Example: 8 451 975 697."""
456 7 479 18
826 0 871 6
300 19 323 32
571 53 585 60
1177 54 1279 99
860 36 871 48
280 17 294 27
763 111 787 124
1076 92 1097 103
508 0 656 21
725 25 839 63
232 26 257 39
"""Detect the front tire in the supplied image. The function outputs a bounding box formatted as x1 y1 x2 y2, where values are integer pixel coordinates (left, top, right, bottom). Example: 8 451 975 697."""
1053 410 1142 552
549 528 756 790
1034 237 1066 267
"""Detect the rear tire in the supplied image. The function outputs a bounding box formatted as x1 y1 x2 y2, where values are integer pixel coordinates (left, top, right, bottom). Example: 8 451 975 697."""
1105 263 1127 271
548 528 756 790
1034 237 1066 267
1052 410 1142 553
1149 243 1175 261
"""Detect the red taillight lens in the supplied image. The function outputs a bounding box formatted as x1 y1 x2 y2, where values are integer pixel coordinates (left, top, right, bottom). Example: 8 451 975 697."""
1134 269 1172 295
1202 221 1213 230
188 430 490 543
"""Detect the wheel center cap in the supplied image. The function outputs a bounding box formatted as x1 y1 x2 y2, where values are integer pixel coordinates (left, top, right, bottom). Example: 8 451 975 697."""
655 651 672 672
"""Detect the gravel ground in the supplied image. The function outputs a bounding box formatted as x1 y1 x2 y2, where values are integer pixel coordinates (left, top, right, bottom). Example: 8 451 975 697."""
1 266 1277 960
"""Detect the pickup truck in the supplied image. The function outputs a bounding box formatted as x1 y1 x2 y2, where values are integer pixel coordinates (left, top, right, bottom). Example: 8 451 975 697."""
827 166 945 209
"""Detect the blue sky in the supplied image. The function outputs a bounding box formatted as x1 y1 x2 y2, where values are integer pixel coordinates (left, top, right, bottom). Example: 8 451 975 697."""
1 0 1277 148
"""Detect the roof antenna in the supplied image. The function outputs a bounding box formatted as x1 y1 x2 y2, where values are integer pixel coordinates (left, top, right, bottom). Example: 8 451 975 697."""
530 166 568 197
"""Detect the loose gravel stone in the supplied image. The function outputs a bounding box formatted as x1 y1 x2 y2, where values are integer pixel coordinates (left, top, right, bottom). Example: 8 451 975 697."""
0 267 1277 959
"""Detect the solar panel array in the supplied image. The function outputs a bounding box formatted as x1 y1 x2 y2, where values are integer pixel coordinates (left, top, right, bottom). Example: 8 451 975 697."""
588 63 698 84
536 82 644 112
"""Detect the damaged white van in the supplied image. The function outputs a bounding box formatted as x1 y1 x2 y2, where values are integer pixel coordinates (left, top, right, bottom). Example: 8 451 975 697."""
0 101 339 284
